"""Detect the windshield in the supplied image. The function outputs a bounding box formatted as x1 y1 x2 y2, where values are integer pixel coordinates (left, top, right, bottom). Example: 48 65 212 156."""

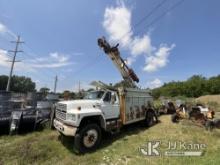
84 91 105 100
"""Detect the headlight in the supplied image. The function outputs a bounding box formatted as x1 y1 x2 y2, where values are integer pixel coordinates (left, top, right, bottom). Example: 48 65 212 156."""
66 114 76 121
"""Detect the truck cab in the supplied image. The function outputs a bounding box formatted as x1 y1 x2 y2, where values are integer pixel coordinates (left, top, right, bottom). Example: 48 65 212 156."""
54 89 120 133
53 89 123 153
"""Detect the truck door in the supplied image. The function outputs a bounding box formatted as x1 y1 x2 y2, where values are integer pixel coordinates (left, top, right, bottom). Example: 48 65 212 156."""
101 91 120 119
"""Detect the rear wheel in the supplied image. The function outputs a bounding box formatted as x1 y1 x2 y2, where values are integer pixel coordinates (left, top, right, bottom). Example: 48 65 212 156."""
74 123 101 153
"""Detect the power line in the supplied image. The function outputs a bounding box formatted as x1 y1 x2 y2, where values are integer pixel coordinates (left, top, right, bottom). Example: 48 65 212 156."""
22 43 59 76
114 0 185 44
60 54 103 89
1 35 54 89
54 0 184 81
22 38 85 92
6 35 24 91
1 34 56 80
22 51 56 77
134 0 169 28
134 0 185 36
20 47 66 89
117 0 169 43
69 54 101 78
22 54 55 81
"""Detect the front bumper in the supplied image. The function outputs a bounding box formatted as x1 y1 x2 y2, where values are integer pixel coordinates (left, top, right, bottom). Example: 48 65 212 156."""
54 119 77 136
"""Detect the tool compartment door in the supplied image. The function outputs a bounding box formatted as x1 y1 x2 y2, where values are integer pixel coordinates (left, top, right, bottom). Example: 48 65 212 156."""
123 88 153 125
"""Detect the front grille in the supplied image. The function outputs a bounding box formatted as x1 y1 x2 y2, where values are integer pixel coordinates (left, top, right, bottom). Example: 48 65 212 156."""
56 110 66 121
55 103 67 121
56 103 67 112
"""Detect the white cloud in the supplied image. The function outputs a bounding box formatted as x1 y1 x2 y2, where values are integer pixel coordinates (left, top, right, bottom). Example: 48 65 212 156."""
149 78 163 89
125 56 135 66
131 35 153 56
34 79 40 83
29 52 71 69
0 22 16 38
0 23 71 70
50 52 69 63
103 2 175 72
0 49 10 67
0 49 72 71
31 62 69 68
0 23 7 33
103 3 132 47
0 49 36 71
143 44 175 72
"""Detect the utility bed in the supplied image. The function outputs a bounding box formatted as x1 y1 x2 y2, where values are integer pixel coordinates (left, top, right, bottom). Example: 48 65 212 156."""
118 88 153 125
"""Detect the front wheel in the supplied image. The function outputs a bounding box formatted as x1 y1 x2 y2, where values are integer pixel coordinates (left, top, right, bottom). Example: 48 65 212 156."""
145 111 155 127
74 123 101 153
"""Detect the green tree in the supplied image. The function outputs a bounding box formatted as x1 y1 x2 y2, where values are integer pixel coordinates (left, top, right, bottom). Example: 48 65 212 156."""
207 75 220 94
0 75 36 92
151 75 220 98
39 87 50 96
185 75 207 97
0 75 8 90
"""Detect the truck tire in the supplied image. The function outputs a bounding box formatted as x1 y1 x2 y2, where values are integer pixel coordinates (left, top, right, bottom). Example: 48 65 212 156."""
74 123 101 153
171 113 179 123
145 111 154 127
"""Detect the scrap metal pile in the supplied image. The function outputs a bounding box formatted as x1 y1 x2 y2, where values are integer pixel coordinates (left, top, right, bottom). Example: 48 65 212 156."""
0 91 58 135
170 103 220 131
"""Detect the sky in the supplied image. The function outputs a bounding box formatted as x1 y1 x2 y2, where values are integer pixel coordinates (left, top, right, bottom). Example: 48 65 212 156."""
0 0 220 92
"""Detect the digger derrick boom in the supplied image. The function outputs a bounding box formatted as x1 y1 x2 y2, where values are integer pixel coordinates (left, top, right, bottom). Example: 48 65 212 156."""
97 37 139 87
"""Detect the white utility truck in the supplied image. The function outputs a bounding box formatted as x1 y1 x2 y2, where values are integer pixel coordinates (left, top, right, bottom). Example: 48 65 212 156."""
53 37 157 153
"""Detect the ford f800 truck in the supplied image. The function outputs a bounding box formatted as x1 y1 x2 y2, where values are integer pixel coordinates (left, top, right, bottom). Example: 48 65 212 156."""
53 38 157 153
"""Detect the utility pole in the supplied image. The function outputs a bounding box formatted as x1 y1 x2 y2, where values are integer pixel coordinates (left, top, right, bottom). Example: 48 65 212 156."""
54 75 58 93
6 35 24 92
78 81 81 93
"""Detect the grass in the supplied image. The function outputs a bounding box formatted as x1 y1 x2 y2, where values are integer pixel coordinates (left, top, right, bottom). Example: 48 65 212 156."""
0 115 220 165
196 95 220 104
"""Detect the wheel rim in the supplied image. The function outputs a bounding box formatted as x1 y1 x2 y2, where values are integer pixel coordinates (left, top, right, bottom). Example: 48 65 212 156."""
83 129 98 148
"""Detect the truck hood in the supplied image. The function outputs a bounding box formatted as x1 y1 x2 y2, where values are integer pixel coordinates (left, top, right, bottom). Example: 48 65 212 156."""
57 99 102 112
